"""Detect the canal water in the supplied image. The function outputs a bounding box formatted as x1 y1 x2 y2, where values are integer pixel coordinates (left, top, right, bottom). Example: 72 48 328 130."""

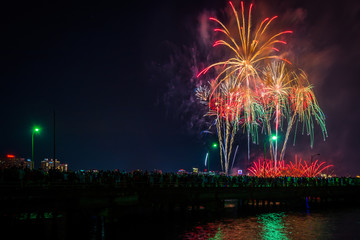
2 205 360 239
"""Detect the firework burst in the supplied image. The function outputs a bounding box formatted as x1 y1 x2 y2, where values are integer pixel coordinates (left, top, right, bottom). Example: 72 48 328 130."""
261 61 294 167
280 71 327 161
247 158 285 177
195 1 327 175
196 1 293 175
248 155 333 178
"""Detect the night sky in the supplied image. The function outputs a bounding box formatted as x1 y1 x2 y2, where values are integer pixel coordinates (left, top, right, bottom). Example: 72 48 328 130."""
0 0 359 176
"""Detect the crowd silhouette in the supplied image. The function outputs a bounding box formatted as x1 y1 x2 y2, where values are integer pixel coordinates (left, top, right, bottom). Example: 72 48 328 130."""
1 167 359 188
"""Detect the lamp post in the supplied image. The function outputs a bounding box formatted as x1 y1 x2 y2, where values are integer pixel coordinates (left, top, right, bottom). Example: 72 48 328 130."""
309 153 320 177
32 127 40 169
205 142 218 172
310 153 320 164
271 135 278 172
263 135 278 177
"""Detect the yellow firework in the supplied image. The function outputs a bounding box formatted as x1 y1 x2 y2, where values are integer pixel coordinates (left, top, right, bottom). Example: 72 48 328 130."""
262 61 294 164
197 1 293 174
197 1 292 91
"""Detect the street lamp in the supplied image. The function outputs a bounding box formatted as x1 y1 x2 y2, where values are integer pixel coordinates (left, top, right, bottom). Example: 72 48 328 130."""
271 135 279 172
205 142 218 172
32 127 40 169
311 153 320 164
263 135 278 177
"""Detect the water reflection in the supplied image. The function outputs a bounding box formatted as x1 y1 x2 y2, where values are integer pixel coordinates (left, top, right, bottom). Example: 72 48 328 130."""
258 212 288 240
3 207 360 239
180 208 360 239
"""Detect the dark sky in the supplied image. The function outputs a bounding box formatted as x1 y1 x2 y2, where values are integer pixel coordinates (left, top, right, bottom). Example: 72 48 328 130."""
0 0 359 176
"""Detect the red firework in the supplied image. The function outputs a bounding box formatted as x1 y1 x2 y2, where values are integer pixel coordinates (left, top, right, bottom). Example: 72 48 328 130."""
248 156 333 177
209 91 247 122
247 158 285 177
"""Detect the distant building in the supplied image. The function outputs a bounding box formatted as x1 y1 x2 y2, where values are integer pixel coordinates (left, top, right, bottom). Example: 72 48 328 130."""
0 154 33 170
41 158 68 172
177 169 187 175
